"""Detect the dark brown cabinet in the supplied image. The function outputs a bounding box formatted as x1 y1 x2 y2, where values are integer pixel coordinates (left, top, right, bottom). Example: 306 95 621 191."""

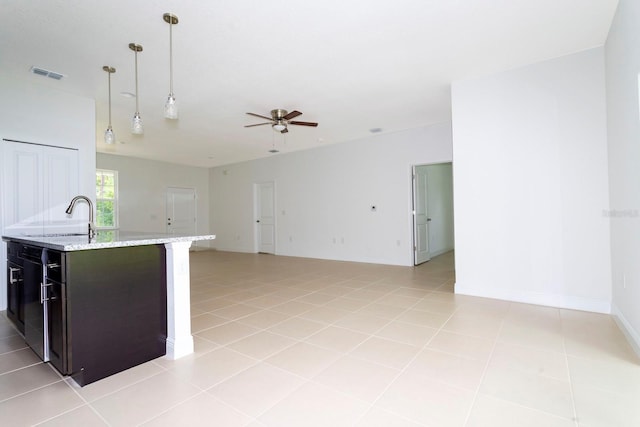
5 241 167 386
63 245 167 386
6 254 25 334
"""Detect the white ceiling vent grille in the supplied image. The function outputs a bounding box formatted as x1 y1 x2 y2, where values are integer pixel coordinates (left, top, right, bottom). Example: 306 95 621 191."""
30 66 64 80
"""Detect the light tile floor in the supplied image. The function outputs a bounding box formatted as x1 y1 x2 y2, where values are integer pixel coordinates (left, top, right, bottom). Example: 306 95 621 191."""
1 250 639 426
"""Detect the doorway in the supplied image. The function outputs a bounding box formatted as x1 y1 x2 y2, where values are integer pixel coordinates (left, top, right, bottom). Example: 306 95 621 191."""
412 163 454 265
254 182 276 254
166 187 196 236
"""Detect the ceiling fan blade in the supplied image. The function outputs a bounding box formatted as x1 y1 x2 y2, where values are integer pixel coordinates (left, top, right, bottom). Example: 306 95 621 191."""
289 121 318 127
246 112 274 121
244 122 272 128
283 110 302 120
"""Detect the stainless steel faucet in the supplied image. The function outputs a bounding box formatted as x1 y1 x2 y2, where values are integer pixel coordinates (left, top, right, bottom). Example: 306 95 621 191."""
65 195 96 238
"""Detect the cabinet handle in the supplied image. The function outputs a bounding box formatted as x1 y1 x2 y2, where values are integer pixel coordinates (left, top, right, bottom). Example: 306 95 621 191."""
9 267 21 285
41 282 54 303
46 263 60 269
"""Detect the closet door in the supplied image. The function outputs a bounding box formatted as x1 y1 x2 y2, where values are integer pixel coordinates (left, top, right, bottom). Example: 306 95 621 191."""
42 144 79 226
2 141 43 230
2 140 79 231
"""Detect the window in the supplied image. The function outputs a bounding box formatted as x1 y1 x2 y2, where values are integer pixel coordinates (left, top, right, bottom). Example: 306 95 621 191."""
96 169 118 228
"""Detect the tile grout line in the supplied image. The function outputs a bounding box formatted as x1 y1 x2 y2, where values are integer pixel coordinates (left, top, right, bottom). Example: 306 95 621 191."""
350 295 462 426
188 275 446 425
460 304 508 427
560 315 581 427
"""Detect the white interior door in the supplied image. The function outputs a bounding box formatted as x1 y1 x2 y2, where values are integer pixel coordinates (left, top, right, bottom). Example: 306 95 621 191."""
413 165 431 265
2 142 42 229
255 182 275 254
43 146 80 226
166 187 196 236
2 140 79 231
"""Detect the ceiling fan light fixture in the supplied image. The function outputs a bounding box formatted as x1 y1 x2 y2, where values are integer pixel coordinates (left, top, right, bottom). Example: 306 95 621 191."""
273 122 286 132
163 13 179 120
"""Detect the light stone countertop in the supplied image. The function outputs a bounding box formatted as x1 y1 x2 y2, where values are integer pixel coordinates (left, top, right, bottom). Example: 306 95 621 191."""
2 230 215 251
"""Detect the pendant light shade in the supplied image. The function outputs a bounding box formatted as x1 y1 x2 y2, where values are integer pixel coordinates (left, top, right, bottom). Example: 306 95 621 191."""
163 13 179 119
164 94 177 119
103 66 116 144
129 43 144 134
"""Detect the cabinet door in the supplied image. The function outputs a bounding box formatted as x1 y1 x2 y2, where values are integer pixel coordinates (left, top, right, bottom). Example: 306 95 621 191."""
22 257 44 360
46 279 67 373
6 260 25 334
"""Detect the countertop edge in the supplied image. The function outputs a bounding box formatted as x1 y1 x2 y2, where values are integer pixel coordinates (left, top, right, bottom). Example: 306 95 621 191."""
2 233 216 251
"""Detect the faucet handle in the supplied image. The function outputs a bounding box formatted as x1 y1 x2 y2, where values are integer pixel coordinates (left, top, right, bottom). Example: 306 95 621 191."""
88 222 97 239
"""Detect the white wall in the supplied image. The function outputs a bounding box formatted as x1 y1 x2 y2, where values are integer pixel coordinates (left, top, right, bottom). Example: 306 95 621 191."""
451 47 612 313
0 78 96 310
605 0 640 354
210 124 453 266
96 153 210 247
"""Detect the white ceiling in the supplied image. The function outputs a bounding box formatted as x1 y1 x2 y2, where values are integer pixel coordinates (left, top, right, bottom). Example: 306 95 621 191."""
1 0 618 167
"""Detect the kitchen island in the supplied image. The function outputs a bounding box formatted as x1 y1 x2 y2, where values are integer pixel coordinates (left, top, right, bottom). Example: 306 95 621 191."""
3 230 215 386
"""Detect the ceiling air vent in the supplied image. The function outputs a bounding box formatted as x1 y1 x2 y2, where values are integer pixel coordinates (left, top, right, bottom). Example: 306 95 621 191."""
30 66 64 80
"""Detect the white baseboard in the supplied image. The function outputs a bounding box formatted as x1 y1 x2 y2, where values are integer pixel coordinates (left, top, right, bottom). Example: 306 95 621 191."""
454 282 611 314
430 246 454 258
611 303 640 359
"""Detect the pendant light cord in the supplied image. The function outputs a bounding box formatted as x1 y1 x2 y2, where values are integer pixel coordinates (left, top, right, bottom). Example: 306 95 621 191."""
169 21 174 95
107 70 112 126
135 50 140 113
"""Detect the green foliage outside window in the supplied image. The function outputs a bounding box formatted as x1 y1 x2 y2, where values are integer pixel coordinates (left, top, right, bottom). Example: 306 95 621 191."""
96 170 117 228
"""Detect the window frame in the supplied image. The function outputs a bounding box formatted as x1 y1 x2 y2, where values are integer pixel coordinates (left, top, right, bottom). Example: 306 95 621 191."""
95 168 119 229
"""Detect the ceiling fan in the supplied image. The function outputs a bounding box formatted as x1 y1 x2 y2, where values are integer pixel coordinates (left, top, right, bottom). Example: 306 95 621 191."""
244 109 318 134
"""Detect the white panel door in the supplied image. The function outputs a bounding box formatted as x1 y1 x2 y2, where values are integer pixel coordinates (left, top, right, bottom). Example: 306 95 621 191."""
256 182 275 254
2 140 79 231
166 187 196 236
3 144 42 229
43 145 80 226
413 165 431 265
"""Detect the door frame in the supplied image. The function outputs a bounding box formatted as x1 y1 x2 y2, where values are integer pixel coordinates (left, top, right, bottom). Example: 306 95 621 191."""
166 186 197 236
412 164 431 265
410 162 454 265
253 181 276 254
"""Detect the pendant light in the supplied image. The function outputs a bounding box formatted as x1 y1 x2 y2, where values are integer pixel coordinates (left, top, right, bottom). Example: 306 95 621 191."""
163 13 179 119
129 43 144 134
102 66 116 144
